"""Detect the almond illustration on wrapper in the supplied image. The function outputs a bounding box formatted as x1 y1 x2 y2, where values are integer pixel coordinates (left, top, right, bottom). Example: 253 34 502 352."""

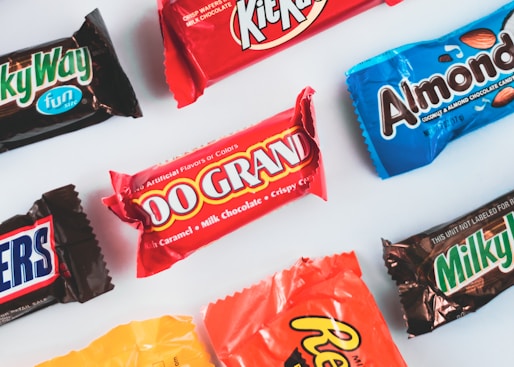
460 28 496 49
438 54 453 62
492 86 514 107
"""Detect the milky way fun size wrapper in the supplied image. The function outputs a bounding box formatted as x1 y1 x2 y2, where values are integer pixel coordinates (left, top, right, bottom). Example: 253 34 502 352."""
203 252 407 367
0 8 142 153
103 87 326 277
346 1 514 178
383 189 514 337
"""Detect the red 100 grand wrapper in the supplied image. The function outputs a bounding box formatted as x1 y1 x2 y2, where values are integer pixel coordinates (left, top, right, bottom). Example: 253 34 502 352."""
157 0 402 107
103 87 326 277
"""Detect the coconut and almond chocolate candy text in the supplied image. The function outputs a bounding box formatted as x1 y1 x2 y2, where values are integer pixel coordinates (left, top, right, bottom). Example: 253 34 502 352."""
346 1 514 178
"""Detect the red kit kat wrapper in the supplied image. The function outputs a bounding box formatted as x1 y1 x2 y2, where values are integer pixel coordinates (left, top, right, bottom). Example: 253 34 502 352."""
103 87 326 277
157 0 402 107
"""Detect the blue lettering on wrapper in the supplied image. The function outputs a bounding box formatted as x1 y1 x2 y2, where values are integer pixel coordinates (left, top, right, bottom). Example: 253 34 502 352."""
11 235 34 287
0 243 9 292
36 85 82 115
0 217 57 303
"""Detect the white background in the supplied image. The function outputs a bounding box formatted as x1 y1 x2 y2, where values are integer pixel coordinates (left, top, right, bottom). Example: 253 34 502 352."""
1 0 514 366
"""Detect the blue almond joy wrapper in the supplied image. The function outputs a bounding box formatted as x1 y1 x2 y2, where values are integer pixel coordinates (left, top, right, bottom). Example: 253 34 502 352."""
346 1 514 178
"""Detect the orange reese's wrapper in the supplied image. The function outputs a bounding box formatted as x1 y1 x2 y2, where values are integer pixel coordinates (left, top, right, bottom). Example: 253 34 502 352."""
202 251 407 367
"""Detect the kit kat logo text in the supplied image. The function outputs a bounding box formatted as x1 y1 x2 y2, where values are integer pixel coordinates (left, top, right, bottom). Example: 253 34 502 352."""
290 316 361 367
230 0 327 50
135 126 314 231
0 216 58 303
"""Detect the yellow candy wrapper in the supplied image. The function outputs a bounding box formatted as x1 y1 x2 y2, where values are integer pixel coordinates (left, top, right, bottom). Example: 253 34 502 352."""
36 315 214 367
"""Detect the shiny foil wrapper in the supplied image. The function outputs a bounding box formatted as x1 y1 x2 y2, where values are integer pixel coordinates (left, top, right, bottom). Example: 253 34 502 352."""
383 189 514 337
0 9 142 153
0 184 114 326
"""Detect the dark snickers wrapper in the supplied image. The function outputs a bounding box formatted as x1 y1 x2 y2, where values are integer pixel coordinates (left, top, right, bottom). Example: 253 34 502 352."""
383 190 514 337
0 184 114 326
0 8 142 153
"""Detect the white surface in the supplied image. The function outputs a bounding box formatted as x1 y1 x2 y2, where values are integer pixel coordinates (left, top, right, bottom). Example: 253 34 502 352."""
1 0 514 366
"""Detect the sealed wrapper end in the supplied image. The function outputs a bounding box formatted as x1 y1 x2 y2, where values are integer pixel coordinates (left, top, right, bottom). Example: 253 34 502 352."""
202 251 407 367
36 315 214 367
157 0 402 107
0 184 113 326
347 2 514 178
103 87 326 277
0 8 142 153
383 189 514 337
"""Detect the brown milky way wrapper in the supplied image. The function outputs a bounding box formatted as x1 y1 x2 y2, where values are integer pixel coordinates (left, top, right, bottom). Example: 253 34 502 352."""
383 189 514 337
0 8 142 153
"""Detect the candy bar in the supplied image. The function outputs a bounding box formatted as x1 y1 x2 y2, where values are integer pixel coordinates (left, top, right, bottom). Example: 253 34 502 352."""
383 189 514 337
203 251 407 366
346 2 514 178
157 0 402 107
0 185 113 326
103 87 326 277
0 8 142 153
36 315 214 367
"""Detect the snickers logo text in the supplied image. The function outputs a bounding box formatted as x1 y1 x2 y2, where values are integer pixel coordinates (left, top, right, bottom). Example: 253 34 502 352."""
136 126 314 231
231 0 327 50
0 217 58 303
290 316 361 367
